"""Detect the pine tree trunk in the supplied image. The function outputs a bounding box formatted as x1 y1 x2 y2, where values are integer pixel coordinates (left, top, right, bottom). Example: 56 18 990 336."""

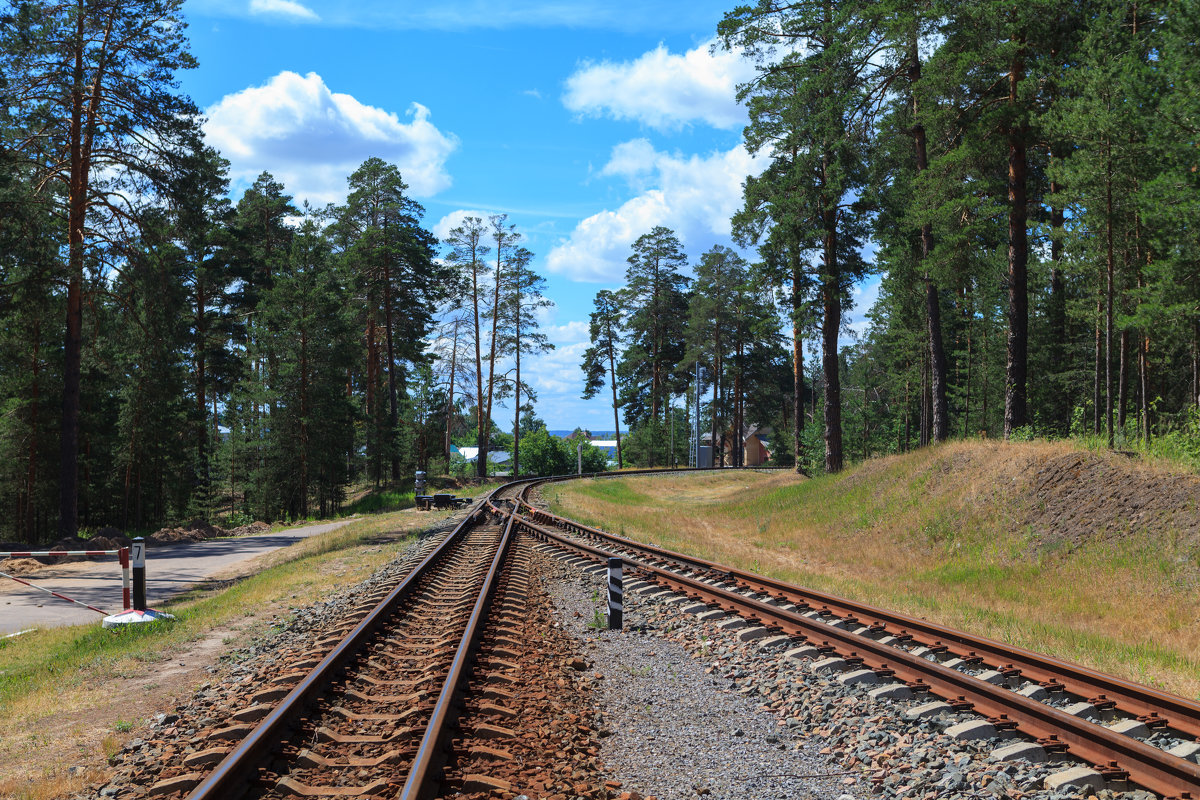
910 40 948 444
483 250 503 479
1192 320 1199 408
25 330 41 543
514 303 521 476
964 313 973 437
384 262 399 481
608 343 623 469
195 279 208 516
1118 328 1129 430
1140 334 1151 443
1004 55 1029 438
711 350 720 468
792 258 805 473
472 262 485 479
822 267 843 473
300 326 309 518
366 309 379 486
1105 146 1115 448
59 8 88 538
445 318 458 465
1049 157 1068 433
1093 291 1102 435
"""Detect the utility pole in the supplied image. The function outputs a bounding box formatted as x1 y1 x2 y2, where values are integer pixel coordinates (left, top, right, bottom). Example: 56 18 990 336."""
694 361 701 467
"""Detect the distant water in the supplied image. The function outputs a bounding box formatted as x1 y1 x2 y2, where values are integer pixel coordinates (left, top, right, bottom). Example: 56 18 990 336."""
548 430 617 438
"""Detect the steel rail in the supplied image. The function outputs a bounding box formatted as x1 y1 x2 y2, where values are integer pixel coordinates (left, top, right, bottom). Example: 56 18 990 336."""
517 497 1200 742
516 512 1200 800
184 491 499 800
399 502 519 799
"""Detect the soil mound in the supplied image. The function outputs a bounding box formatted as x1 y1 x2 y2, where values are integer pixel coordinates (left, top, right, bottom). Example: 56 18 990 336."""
227 521 271 537
1024 450 1200 549
0 557 43 575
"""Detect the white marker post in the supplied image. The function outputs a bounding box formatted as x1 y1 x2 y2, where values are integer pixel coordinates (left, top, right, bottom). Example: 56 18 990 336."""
607 557 623 630
103 537 174 628
131 537 146 611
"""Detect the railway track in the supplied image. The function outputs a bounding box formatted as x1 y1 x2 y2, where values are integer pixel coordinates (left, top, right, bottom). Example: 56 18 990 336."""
512 478 1200 800
183 482 533 800
132 468 1198 799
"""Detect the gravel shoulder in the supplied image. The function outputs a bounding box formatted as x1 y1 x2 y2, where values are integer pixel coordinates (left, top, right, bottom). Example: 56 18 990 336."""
545 548 861 800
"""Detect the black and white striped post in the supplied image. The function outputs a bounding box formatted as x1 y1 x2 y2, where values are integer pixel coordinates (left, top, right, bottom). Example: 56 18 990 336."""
131 537 147 612
606 557 623 630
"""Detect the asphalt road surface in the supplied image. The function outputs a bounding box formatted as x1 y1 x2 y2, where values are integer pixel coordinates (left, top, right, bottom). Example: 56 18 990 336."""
1 520 350 635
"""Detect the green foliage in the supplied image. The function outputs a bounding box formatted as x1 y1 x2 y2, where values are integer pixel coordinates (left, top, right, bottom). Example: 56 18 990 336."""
518 427 572 477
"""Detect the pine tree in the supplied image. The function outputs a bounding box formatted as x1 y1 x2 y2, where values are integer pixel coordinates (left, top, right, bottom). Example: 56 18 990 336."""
498 246 553 476
581 289 625 469
1 0 200 535
620 226 691 430
722 0 874 472
443 216 493 478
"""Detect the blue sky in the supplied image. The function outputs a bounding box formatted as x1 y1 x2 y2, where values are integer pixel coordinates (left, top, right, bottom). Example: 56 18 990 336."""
181 0 879 431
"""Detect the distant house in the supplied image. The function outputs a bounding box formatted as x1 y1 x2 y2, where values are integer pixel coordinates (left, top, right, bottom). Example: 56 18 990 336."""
700 425 773 466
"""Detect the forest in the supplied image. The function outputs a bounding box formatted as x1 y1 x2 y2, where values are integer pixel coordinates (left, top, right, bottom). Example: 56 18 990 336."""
1 0 1198 543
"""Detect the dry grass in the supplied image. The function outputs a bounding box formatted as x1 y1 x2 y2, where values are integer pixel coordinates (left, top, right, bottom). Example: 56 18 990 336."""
546 441 1200 702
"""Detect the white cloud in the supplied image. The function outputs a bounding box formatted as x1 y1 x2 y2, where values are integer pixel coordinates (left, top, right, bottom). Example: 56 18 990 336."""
598 138 658 186
432 209 494 242
525 323 591 397
203 71 457 206
563 38 754 131
545 141 769 283
248 0 319 22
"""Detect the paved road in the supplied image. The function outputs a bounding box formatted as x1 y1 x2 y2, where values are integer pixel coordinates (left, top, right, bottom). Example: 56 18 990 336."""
1 520 350 635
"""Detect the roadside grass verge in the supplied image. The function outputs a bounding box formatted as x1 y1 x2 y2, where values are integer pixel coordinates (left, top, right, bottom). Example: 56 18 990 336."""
0 507 458 739
544 442 1200 701
340 488 416 515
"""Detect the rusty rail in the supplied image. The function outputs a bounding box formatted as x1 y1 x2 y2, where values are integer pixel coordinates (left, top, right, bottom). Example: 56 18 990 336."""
185 489 509 800
515 496 1200 800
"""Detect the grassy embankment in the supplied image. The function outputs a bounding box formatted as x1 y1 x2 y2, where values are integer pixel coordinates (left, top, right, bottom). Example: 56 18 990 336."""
544 439 1200 701
0 505 466 799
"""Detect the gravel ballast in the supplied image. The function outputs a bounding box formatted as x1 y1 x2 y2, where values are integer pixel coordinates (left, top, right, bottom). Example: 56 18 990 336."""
544 547 863 800
537 540 1169 800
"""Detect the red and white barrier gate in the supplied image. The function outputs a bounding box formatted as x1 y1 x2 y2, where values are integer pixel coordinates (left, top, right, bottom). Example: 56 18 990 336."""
0 537 153 624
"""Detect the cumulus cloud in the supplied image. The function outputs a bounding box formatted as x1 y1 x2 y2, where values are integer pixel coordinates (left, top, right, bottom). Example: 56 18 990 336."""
203 71 457 206
545 140 769 283
432 209 495 242
563 38 754 131
522 321 591 397
248 0 319 21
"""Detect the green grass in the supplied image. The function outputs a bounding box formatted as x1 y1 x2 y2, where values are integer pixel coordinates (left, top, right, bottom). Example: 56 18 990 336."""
340 488 416 515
